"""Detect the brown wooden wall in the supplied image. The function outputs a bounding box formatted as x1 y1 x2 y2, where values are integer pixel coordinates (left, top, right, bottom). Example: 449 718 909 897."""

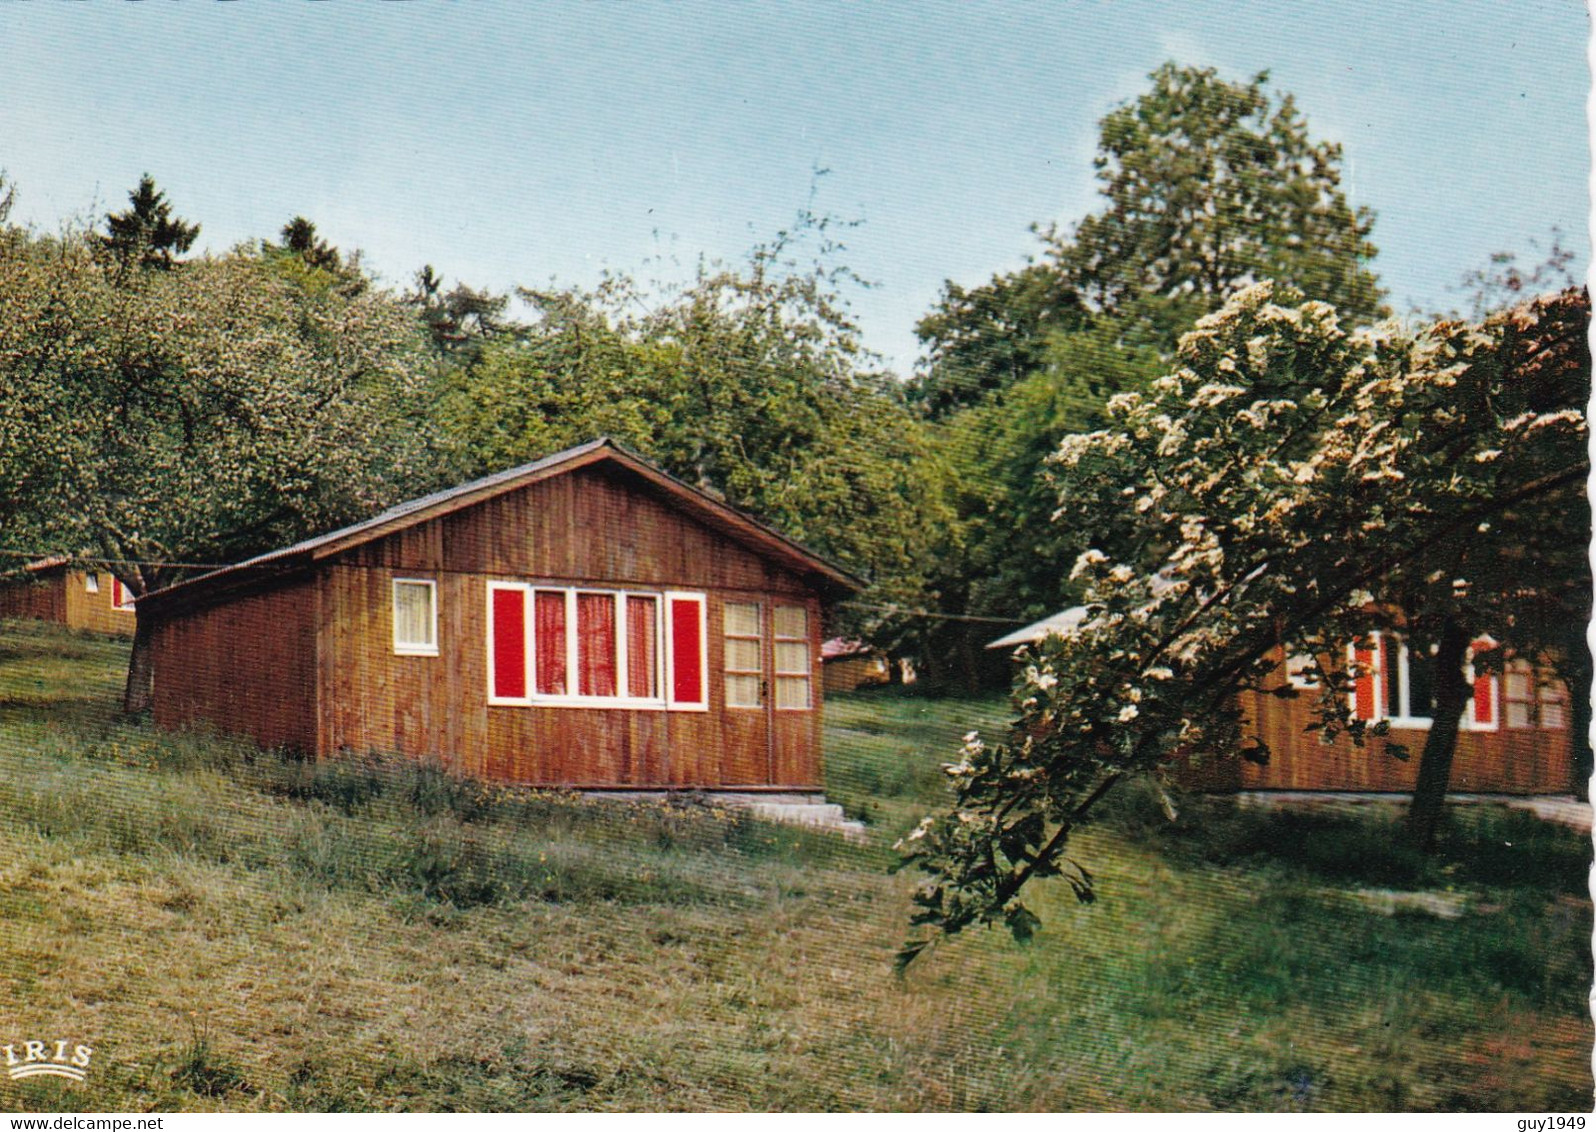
65 572 138 636
1179 653 1576 795
0 571 135 636
150 578 318 752
823 654 890 694
317 464 827 789
0 573 66 625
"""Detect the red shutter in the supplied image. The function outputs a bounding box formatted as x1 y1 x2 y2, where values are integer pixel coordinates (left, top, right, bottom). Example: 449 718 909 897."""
491 587 527 700
1471 642 1496 727
1353 642 1377 721
670 596 704 706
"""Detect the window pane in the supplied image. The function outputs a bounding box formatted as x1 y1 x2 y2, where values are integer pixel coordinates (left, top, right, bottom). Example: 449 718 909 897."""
84 574 99 594
1540 683 1566 729
1507 702 1532 728
1406 644 1434 718
726 637 761 672
725 602 761 637
775 641 809 675
395 582 434 649
1505 670 1530 700
775 675 810 710
1382 638 1401 718
726 674 761 708
577 593 618 697
626 595 658 698
773 605 807 639
534 591 567 695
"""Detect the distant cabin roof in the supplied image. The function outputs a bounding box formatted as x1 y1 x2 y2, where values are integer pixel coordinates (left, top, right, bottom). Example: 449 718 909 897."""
986 573 1183 651
821 637 877 661
985 607 1090 651
141 438 865 615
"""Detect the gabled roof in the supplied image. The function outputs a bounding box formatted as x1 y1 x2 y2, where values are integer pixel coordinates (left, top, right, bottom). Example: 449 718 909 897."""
25 556 71 572
141 439 865 615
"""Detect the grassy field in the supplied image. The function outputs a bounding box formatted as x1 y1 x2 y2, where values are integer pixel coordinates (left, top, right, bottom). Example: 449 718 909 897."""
0 619 1589 1112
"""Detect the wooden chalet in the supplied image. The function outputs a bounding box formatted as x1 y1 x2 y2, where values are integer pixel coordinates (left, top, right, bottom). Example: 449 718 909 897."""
990 609 1576 795
0 557 137 637
820 637 891 693
138 439 863 792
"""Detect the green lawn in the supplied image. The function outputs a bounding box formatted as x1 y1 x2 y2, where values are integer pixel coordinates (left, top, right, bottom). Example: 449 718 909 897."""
0 620 1588 1112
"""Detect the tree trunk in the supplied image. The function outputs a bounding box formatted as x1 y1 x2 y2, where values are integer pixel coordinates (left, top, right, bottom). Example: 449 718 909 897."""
122 614 155 714
1405 618 1472 850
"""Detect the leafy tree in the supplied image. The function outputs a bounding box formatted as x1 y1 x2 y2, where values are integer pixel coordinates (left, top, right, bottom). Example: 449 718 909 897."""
436 216 951 636
406 265 512 361
1055 64 1384 332
98 174 200 271
280 216 341 271
904 62 1388 688
896 284 1588 965
911 62 1383 418
910 264 1087 419
257 217 369 298
0 231 442 710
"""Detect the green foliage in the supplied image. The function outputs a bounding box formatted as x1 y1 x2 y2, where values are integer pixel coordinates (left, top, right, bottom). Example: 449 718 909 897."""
905 62 1385 688
911 62 1383 420
406 264 512 361
435 213 951 638
897 284 1589 960
98 174 200 272
258 216 369 298
1057 64 1384 331
910 262 1087 418
0 229 443 594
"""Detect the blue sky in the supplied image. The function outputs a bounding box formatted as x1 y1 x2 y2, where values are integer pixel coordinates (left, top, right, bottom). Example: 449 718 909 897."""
0 1 1586 373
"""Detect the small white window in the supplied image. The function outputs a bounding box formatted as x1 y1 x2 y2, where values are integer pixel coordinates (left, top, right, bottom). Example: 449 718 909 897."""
1285 653 1320 689
393 579 438 656
84 573 100 594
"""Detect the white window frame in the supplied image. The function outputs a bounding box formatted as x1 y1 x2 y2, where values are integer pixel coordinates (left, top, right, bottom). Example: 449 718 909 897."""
1350 631 1506 732
1537 681 1569 730
1348 632 1432 729
525 587 668 709
1284 652 1321 690
488 583 701 712
83 573 100 595
664 591 709 713
110 576 136 612
772 603 813 713
392 578 439 657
